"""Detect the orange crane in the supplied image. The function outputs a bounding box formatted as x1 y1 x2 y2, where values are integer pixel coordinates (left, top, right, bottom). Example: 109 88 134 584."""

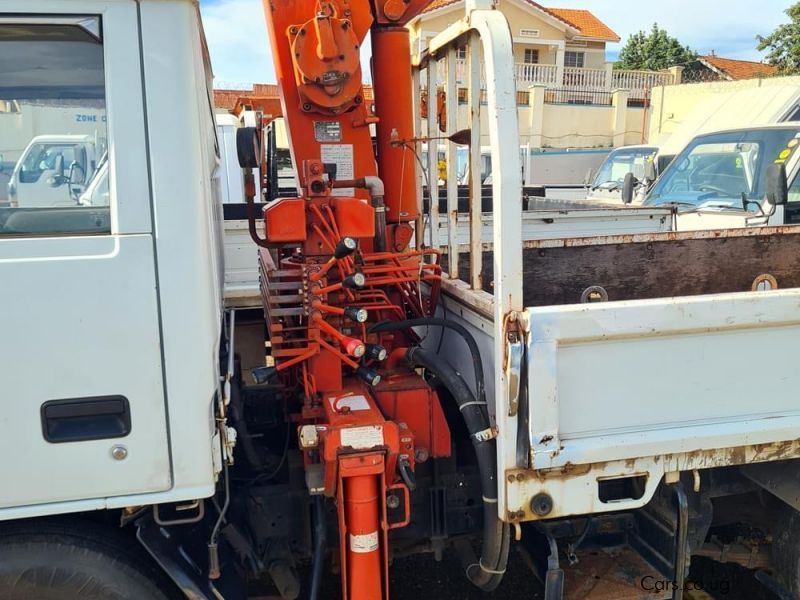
237 1 472 598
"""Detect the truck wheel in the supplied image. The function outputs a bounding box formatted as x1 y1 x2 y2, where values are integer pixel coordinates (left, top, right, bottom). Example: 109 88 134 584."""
0 518 178 600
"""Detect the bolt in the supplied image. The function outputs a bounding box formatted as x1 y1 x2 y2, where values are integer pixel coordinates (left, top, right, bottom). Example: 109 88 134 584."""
507 474 515 483
515 473 525 482
386 493 401 510
111 445 128 461
415 447 429 463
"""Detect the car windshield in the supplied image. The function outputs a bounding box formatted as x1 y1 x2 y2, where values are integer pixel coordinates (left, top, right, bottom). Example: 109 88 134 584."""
645 128 800 209
592 147 657 189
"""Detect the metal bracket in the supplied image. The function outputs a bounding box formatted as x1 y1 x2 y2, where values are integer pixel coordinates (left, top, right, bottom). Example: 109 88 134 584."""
540 526 565 600
136 515 233 600
505 327 524 417
671 483 689 600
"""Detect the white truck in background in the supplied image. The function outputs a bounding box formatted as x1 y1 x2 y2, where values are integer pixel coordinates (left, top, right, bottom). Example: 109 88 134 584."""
585 83 800 206
7 134 104 207
636 124 800 231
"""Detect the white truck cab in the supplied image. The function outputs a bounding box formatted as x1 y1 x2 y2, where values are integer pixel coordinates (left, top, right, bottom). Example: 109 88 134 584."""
7 134 102 207
585 144 658 204
0 1 223 522
641 124 800 230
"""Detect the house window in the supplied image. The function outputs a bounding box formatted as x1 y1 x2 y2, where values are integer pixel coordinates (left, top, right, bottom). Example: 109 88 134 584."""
564 51 585 68
456 46 466 60
523 49 539 64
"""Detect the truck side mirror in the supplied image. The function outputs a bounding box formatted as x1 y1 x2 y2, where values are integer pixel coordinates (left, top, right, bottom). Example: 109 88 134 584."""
766 163 788 206
621 172 638 204
644 159 656 183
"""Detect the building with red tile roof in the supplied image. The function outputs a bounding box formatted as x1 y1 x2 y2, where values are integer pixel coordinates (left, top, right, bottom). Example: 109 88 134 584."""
697 55 778 81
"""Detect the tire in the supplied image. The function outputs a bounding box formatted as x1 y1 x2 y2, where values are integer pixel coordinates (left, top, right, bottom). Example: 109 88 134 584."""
0 517 178 600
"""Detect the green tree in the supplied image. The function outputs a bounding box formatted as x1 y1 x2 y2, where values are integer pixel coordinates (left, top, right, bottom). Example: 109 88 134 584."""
757 2 800 74
616 24 696 71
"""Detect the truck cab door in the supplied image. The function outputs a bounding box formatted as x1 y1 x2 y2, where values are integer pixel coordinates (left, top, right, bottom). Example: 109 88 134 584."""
0 9 171 510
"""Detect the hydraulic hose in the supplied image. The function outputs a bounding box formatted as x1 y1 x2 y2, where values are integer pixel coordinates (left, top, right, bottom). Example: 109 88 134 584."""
405 346 510 591
369 318 486 413
309 495 326 600
228 379 264 471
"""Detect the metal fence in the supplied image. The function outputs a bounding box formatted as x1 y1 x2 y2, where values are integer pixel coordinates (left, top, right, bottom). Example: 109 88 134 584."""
544 88 613 106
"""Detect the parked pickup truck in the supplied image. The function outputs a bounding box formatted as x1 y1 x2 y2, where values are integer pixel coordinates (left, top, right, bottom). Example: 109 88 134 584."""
635 124 800 231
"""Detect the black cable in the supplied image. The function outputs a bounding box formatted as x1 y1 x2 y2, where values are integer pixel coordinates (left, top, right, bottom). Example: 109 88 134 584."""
369 318 485 412
309 495 326 600
405 346 509 592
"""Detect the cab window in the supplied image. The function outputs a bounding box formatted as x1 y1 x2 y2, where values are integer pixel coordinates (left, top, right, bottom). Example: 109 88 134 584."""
0 19 109 237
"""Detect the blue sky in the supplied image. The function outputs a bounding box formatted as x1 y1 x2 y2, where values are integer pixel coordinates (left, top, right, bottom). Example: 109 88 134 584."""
200 0 791 87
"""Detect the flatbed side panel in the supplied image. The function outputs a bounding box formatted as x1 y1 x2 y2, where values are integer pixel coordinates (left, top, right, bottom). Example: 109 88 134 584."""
457 225 800 306
222 219 261 308
527 287 800 470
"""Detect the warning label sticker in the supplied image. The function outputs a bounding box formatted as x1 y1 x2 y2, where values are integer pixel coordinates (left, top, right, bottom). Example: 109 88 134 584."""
328 394 370 412
350 531 379 554
340 425 384 450
320 143 354 196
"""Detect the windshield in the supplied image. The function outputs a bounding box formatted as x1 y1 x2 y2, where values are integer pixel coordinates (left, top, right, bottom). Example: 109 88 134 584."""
645 128 800 209
19 143 87 184
591 147 657 189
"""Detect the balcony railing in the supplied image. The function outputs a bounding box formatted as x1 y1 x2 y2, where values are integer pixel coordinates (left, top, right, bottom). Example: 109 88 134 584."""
510 62 675 97
514 63 558 86
612 69 674 99
431 59 675 104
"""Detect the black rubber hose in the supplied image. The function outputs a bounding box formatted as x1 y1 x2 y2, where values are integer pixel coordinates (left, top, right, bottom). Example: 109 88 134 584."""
228 381 264 471
309 495 326 600
405 346 509 591
370 318 486 411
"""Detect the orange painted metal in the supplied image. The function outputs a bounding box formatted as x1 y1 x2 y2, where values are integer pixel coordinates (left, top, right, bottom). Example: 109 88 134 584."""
344 474 383 598
264 198 307 242
262 0 376 201
374 373 451 460
371 28 418 227
258 1 448 597
332 197 376 238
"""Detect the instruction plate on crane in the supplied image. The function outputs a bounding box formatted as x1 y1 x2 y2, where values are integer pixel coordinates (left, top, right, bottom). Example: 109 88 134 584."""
341 425 384 450
321 143 354 196
314 121 342 142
